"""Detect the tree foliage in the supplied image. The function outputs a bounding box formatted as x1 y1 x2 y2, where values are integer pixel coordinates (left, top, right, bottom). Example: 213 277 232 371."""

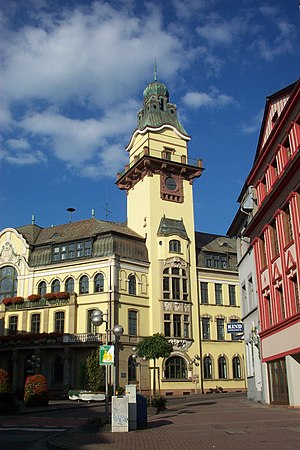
86 349 105 391
136 333 173 361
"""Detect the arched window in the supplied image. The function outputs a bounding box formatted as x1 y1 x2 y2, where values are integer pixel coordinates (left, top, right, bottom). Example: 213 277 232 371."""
203 356 212 379
65 277 74 294
79 275 89 294
169 240 181 253
165 356 187 379
128 275 136 295
31 314 40 333
8 316 18 335
0 266 17 302
94 273 104 293
233 356 241 379
218 356 227 379
53 356 64 383
128 310 137 336
38 281 47 296
128 355 137 382
51 279 60 293
55 311 65 333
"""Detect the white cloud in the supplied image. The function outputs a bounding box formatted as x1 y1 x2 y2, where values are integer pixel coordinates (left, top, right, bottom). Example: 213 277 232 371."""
0 2 188 175
196 14 248 46
0 148 47 165
241 109 264 135
182 88 235 109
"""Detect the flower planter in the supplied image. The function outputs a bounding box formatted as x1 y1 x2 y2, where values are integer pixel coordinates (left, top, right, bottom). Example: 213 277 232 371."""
69 395 80 401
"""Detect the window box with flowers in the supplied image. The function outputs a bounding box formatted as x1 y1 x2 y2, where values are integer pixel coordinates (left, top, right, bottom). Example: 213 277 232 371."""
44 292 70 305
2 296 24 309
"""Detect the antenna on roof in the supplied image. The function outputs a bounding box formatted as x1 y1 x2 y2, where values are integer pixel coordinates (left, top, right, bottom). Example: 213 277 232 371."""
154 57 157 81
66 207 76 223
101 203 112 221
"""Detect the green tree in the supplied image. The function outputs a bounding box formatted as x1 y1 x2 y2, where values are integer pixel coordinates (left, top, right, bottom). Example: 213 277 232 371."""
86 349 105 392
136 333 173 396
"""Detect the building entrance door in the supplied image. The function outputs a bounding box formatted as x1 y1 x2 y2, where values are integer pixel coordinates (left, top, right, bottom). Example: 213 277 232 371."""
268 358 289 405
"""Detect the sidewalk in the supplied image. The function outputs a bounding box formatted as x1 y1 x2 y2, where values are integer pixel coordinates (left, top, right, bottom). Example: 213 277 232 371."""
44 394 300 450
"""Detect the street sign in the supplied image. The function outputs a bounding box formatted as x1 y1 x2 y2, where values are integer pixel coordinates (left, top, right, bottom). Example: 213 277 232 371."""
99 345 115 365
227 323 244 333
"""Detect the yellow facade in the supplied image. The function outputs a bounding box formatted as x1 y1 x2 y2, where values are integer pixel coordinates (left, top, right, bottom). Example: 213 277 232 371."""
0 78 245 398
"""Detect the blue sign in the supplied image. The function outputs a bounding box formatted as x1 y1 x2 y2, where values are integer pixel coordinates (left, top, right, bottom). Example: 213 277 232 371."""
227 323 244 333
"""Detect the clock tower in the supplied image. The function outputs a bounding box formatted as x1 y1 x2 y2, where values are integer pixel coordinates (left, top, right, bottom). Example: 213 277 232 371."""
116 76 203 377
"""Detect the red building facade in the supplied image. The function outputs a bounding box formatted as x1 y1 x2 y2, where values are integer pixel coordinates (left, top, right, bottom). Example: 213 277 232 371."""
244 80 300 406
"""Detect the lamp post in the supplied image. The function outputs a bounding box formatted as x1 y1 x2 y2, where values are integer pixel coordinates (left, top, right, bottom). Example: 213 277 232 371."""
91 309 123 422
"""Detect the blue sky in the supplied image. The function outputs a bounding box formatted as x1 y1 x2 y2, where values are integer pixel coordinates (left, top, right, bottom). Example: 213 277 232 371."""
1 0 299 235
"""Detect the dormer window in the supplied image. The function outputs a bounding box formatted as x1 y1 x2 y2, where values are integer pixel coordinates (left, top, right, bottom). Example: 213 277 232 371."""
169 239 181 253
52 240 92 262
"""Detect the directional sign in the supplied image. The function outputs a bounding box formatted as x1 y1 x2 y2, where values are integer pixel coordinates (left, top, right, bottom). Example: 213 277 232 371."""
99 345 114 365
227 323 244 333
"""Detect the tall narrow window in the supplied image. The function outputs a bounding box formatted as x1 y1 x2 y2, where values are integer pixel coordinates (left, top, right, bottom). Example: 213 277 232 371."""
200 282 209 304
0 266 18 302
31 314 40 333
271 222 279 256
87 309 97 333
218 356 227 379
38 281 47 296
233 356 241 378
162 267 188 301
79 275 89 294
202 318 210 340
265 294 272 326
215 284 223 305
128 275 136 295
260 235 267 267
65 277 74 294
284 205 293 243
51 279 60 293
173 314 181 337
55 311 65 333
8 315 18 335
128 310 137 336
203 356 212 379
94 273 104 293
217 318 225 340
229 285 236 306
164 314 171 337
183 315 189 338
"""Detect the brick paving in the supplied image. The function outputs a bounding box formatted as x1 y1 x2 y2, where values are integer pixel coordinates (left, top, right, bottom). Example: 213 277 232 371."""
1 395 300 449
46 396 300 450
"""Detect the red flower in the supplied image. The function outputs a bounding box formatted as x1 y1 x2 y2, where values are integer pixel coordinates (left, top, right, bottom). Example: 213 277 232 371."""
27 294 41 302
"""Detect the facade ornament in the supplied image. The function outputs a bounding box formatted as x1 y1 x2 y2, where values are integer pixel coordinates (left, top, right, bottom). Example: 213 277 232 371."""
168 338 192 351
0 242 20 266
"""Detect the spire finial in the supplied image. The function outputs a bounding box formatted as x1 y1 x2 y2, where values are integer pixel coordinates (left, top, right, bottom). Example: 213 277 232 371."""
154 57 157 82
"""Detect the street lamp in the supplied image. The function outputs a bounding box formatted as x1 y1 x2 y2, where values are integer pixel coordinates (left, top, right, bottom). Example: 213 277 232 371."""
91 309 123 422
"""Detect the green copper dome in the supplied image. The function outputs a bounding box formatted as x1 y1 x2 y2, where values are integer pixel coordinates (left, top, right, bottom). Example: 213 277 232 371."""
137 79 189 137
143 81 169 100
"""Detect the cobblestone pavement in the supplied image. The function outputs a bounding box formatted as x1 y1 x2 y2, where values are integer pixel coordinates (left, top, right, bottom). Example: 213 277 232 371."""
46 396 300 450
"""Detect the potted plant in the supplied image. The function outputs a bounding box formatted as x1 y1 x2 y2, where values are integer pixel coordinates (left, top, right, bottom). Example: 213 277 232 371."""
24 374 48 407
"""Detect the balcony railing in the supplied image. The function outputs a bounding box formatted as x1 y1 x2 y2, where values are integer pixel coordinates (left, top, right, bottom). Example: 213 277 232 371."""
63 333 104 343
